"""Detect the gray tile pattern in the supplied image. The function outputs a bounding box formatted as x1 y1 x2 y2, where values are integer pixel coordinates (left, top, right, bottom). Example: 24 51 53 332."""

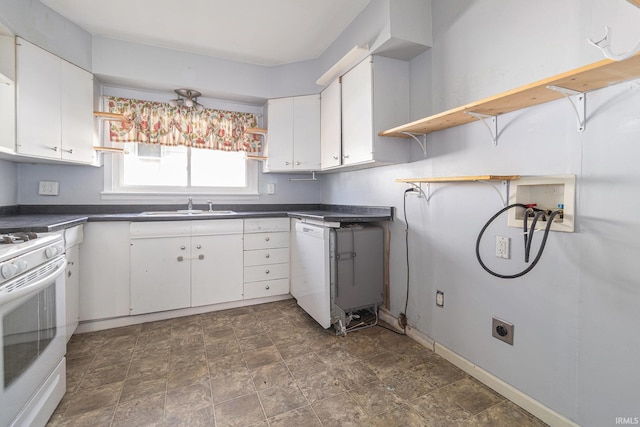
48 300 548 426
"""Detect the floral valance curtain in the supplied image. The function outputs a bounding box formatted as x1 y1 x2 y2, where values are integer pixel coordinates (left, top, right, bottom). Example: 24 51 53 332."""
105 96 261 153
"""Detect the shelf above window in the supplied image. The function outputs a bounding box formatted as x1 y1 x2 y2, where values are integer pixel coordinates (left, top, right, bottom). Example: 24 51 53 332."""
380 53 640 138
94 111 125 121
245 127 267 136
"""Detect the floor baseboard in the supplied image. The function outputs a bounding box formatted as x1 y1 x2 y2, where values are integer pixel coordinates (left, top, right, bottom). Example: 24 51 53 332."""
377 309 578 427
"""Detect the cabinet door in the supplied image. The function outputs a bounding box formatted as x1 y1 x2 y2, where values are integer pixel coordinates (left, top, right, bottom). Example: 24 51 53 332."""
266 97 294 171
61 60 95 163
341 58 373 166
130 236 191 315
65 244 80 342
320 79 342 169
15 38 61 158
292 94 320 171
191 233 244 306
79 222 131 321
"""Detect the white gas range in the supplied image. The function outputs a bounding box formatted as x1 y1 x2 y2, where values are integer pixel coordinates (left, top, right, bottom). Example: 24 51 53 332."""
0 232 67 427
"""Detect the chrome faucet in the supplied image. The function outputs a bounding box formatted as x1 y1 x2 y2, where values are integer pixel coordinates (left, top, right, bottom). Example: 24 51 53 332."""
187 197 193 211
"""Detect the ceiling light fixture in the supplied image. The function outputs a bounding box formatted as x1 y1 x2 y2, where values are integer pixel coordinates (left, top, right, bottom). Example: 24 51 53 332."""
169 88 205 111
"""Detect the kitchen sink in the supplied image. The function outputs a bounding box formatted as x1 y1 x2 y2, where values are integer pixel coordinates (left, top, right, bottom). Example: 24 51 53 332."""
139 210 236 216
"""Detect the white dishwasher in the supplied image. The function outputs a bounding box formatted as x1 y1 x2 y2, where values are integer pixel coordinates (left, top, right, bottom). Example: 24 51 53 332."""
290 218 384 333
290 220 331 328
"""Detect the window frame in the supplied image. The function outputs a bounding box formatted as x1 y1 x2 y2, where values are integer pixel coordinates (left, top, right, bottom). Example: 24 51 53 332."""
100 89 262 201
102 146 260 201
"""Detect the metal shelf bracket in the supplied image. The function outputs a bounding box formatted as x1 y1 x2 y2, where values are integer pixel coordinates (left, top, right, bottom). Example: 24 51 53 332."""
410 182 431 202
401 132 427 157
588 25 640 62
288 171 318 182
547 85 586 132
465 112 498 146
477 179 510 207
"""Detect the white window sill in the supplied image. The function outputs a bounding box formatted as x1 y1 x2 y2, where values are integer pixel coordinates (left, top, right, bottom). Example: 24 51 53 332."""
100 191 261 203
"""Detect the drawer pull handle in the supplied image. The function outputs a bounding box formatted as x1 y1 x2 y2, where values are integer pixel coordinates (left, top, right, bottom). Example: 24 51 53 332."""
265 237 270 241
265 269 270 274
178 255 204 261
197 244 202 249
265 285 270 290
180 245 186 250
265 253 270 258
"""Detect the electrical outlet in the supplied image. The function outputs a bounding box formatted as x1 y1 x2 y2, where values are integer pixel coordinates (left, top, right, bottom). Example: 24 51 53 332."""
38 181 59 196
436 290 444 307
492 317 514 345
495 236 510 259
266 183 276 195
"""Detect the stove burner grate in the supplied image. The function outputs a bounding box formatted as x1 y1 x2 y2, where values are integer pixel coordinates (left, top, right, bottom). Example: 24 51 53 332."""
1 232 39 244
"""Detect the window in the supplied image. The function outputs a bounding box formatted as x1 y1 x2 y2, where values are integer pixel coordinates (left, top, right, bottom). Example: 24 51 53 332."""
121 143 249 188
102 96 261 198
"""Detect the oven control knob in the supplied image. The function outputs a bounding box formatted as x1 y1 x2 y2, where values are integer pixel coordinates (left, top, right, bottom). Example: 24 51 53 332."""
1 263 18 279
45 245 63 258
14 259 28 273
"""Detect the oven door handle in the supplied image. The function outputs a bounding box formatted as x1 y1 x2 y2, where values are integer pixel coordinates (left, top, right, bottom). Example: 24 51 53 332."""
0 257 67 306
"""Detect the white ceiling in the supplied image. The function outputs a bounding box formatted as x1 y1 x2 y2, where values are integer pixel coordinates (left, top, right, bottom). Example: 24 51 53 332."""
40 0 371 66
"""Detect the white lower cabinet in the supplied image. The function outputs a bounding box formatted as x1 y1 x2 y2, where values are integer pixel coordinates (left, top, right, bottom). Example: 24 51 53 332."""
130 220 243 315
243 218 290 299
130 234 191 315
191 225 244 307
64 225 83 342
79 222 131 321
80 217 289 324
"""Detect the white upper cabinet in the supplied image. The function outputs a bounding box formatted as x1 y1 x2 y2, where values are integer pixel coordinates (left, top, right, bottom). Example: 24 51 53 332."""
15 37 95 164
341 57 374 166
0 36 15 154
265 94 320 172
320 78 342 169
60 60 95 163
321 55 410 171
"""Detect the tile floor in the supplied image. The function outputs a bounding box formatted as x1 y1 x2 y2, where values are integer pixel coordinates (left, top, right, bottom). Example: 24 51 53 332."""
48 299 548 426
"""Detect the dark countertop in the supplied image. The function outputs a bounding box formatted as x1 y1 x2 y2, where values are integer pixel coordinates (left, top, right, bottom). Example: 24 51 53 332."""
0 214 90 233
0 205 393 233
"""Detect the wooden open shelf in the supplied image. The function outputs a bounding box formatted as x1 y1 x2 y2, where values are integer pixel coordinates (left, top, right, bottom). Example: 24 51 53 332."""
380 53 640 138
245 127 267 136
93 146 128 154
396 175 519 183
94 111 125 121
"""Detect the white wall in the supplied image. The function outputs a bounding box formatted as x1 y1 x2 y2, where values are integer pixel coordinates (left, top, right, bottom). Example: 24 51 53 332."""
0 159 17 205
0 0 91 70
323 0 640 425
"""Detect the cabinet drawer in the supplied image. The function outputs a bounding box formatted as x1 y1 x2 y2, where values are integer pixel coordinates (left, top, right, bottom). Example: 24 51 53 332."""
130 221 190 238
244 232 289 250
244 218 290 233
244 278 289 299
191 219 243 235
244 248 289 267
244 262 289 283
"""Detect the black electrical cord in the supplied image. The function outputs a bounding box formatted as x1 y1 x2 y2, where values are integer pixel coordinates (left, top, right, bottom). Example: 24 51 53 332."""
402 188 414 328
476 203 561 279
